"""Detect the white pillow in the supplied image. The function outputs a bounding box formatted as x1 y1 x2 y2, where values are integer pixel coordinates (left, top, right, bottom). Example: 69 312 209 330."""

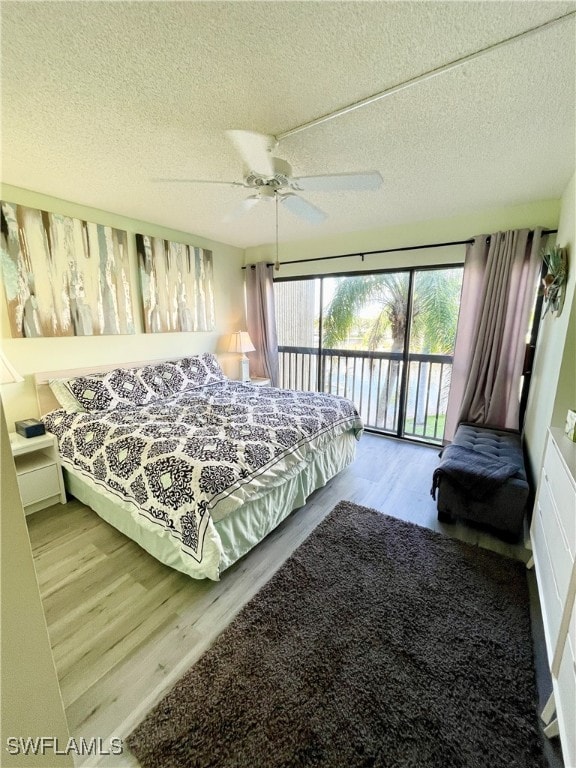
49 379 86 413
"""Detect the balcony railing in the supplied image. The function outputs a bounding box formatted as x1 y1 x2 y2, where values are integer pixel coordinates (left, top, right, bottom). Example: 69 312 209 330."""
278 346 453 444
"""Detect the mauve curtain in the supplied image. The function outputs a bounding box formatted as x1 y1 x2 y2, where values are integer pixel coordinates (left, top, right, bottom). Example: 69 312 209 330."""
444 228 543 442
245 262 279 386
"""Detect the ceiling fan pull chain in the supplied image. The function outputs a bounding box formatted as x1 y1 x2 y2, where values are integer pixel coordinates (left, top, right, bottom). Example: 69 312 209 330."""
275 194 280 271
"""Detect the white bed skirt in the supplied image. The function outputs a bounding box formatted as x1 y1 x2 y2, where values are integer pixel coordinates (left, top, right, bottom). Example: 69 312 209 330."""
63 430 358 579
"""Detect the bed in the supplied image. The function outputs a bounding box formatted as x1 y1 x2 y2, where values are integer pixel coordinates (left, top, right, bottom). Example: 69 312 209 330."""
36 354 363 580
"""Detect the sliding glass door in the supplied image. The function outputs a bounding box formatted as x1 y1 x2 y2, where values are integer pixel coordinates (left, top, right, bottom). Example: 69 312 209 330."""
320 273 409 434
402 267 462 442
274 265 463 444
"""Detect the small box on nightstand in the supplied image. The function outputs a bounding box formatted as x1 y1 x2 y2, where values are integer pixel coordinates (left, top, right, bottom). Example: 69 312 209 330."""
15 418 46 438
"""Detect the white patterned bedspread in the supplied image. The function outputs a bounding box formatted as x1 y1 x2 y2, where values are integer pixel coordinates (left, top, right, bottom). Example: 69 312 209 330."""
44 381 363 580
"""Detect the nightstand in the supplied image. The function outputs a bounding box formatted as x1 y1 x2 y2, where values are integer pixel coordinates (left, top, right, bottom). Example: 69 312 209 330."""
9 432 67 515
249 378 271 386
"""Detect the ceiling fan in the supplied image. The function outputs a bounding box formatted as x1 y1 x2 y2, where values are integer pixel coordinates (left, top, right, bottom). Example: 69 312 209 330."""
153 130 383 225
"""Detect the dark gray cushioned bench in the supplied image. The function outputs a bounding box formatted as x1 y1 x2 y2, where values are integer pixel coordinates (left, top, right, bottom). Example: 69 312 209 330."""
431 423 529 539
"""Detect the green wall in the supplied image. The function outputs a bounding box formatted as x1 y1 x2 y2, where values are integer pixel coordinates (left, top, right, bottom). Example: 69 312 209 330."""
524 173 576 475
245 198 561 277
0 184 247 427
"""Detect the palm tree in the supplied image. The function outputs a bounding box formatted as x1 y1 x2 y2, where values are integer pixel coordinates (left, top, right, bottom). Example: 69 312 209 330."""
324 270 461 353
322 269 462 431
323 273 409 352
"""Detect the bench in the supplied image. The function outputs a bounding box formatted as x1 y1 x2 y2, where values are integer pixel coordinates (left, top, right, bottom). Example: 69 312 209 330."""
431 423 529 540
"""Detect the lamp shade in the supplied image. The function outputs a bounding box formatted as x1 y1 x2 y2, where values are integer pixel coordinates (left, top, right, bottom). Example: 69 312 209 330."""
0 350 23 384
228 331 255 355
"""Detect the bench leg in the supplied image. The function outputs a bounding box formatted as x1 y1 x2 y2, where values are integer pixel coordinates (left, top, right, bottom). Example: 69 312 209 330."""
541 691 556 725
541 691 559 740
543 719 559 739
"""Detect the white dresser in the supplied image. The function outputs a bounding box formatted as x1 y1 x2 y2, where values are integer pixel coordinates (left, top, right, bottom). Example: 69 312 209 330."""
530 427 576 767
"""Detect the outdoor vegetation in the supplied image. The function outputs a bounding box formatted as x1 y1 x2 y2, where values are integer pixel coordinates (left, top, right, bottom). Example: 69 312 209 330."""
275 267 463 444
323 269 462 355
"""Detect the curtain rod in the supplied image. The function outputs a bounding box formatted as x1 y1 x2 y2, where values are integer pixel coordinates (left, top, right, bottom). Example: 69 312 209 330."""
242 229 558 269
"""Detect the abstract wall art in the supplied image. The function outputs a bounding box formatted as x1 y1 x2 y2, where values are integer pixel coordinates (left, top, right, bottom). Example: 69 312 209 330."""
136 234 215 333
0 201 134 337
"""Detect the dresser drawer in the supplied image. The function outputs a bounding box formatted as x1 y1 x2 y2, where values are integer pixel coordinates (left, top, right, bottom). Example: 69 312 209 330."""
533 429 576 765
543 437 576 557
555 599 575 768
537 475 575 608
533 510 564 655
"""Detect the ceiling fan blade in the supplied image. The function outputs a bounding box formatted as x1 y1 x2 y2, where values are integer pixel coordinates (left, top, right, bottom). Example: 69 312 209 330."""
222 195 263 223
280 193 327 224
226 130 276 176
293 171 383 192
151 178 245 187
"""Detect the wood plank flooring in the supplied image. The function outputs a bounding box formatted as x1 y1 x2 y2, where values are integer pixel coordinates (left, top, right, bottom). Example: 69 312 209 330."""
26 433 557 768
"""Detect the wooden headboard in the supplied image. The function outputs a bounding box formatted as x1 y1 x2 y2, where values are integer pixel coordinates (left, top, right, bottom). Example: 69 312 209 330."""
34 358 172 416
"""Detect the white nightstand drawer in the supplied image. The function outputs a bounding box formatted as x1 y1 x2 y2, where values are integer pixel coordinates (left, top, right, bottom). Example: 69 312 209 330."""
9 431 66 513
17 462 61 506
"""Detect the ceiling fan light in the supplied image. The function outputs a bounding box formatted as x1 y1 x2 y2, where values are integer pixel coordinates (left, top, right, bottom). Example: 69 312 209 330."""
257 187 276 200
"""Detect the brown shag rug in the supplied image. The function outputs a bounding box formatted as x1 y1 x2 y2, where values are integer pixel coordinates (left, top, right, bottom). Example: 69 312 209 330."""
127 501 547 768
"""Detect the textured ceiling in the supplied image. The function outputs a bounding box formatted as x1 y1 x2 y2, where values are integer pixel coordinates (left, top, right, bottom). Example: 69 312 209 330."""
1 1 575 249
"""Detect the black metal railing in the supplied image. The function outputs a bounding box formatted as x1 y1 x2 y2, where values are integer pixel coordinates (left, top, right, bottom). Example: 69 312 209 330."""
278 346 453 444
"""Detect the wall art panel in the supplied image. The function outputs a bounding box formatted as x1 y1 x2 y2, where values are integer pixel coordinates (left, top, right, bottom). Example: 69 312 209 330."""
136 234 215 333
0 201 134 337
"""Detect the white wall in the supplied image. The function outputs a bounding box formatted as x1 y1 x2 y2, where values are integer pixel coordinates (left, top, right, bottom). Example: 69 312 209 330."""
524 173 576 476
0 185 247 427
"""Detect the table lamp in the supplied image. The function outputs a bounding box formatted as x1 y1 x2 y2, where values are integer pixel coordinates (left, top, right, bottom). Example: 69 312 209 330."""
228 331 255 382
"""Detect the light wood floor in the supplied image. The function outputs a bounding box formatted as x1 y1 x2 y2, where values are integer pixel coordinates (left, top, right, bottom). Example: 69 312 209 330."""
27 433 547 768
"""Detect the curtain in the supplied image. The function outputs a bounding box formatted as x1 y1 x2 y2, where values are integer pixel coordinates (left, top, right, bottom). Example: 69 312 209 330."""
444 228 543 441
245 262 279 386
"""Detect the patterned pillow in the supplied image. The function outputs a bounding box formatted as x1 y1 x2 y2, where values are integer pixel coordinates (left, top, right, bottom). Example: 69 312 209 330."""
67 368 158 412
172 353 226 391
135 362 184 398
